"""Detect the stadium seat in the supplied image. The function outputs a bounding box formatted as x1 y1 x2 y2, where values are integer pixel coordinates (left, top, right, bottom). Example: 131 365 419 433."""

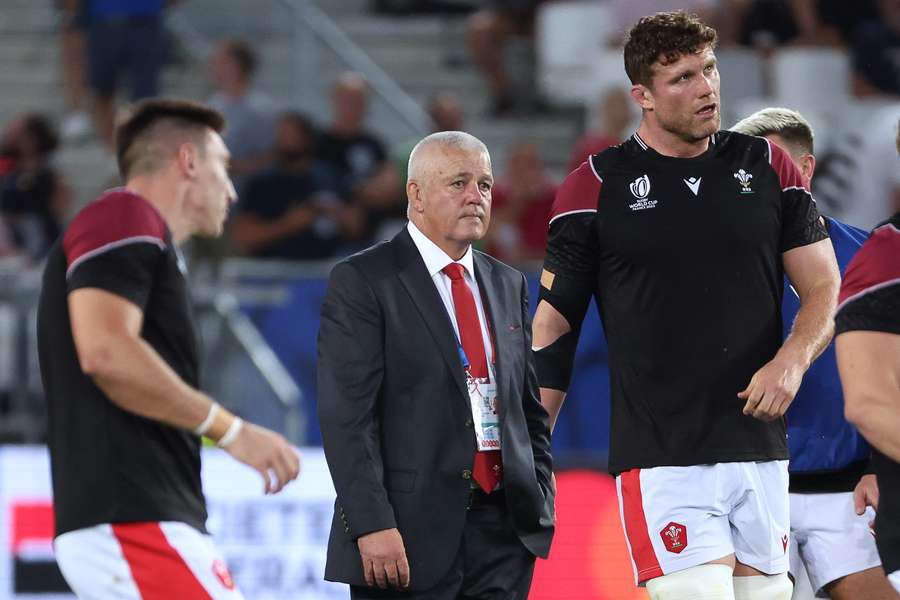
536 1 616 105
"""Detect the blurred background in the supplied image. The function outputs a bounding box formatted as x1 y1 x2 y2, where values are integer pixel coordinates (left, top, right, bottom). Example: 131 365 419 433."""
0 0 897 598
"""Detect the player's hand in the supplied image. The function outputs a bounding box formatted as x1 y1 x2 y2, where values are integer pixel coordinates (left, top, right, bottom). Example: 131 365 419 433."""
224 423 301 494
854 474 879 513
854 474 879 530
357 528 410 589
737 357 805 421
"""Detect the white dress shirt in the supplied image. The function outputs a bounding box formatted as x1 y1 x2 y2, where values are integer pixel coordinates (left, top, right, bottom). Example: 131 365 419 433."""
407 221 494 370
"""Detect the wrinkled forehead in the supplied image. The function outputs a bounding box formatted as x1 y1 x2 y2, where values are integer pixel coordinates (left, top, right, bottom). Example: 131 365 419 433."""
433 146 492 177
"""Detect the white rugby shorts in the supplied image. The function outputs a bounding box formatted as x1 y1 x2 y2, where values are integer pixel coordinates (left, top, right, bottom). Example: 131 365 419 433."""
54 521 244 600
789 491 880 597
889 569 900 593
616 460 790 584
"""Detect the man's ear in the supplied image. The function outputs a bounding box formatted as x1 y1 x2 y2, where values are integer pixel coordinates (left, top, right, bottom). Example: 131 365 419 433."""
631 83 654 111
176 142 198 178
407 180 424 213
801 153 816 182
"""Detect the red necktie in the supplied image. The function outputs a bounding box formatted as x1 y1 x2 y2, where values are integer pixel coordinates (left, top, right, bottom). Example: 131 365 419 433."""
442 263 502 493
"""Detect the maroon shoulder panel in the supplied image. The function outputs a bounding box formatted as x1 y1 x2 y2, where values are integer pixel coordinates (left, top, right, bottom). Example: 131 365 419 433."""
767 140 810 192
838 220 900 309
63 189 167 275
548 160 603 225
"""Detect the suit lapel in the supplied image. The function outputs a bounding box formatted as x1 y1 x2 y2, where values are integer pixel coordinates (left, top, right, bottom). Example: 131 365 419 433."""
473 252 511 422
393 229 469 400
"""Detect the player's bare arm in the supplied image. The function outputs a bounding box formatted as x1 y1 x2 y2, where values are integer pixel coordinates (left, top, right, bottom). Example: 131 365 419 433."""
838 330 900 463
69 287 301 493
533 300 572 431
740 238 840 420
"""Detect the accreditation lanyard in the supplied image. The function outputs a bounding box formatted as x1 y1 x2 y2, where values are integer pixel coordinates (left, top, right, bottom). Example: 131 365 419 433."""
457 327 501 452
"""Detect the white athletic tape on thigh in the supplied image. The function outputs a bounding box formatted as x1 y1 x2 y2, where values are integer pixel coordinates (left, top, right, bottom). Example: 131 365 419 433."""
646 564 735 600
732 573 792 600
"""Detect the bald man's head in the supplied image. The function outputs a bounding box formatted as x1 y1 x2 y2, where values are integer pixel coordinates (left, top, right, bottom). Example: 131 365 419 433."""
406 131 493 259
407 131 490 188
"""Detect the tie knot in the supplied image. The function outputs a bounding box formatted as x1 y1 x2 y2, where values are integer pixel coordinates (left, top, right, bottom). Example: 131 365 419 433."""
442 263 466 281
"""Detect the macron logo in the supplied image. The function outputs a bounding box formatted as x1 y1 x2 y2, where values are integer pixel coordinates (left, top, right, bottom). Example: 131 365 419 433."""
683 177 701 196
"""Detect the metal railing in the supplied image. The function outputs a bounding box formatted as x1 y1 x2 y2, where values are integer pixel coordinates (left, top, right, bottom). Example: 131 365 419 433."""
279 0 430 138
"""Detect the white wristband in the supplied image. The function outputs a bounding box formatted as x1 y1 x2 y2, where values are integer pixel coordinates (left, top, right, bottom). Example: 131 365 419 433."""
193 402 220 436
217 417 244 448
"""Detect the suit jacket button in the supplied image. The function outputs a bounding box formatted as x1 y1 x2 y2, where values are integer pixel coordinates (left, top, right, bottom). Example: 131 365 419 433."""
465 418 473 428
462 469 472 480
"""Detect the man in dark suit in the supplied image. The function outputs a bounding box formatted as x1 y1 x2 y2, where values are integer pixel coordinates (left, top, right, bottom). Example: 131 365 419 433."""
318 130 554 599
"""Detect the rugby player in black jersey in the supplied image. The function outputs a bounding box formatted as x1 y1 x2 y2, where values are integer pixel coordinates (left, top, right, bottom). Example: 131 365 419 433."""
837 123 900 597
38 98 300 599
533 12 840 600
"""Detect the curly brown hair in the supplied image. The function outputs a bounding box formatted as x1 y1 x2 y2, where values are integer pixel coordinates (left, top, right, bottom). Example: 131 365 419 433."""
623 11 718 87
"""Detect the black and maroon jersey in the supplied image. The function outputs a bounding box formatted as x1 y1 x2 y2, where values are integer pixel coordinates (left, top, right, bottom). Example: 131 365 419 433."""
835 212 900 574
541 131 828 474
37 189 206 537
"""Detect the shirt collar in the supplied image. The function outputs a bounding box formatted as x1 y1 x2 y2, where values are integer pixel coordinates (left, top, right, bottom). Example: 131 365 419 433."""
407 221 475 280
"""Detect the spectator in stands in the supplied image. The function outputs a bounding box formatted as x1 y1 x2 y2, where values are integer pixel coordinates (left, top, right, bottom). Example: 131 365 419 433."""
484 141 556 264
86 0 169 148
207 38 277 189
57 0 91 142
851 0 900 97
566 86 632 174
467 0 547 116
318 72 398 240
231 111 363 260
0 114 72 261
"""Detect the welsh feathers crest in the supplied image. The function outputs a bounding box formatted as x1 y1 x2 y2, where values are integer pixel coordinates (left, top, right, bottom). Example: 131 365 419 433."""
734 169 754 193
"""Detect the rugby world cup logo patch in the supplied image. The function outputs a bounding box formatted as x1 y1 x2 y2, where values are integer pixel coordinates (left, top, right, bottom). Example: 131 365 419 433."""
660 521 688 554
630 174 651 199
628 175 657 211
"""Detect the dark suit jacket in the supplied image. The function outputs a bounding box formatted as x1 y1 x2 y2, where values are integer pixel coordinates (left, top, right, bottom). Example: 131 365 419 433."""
317 227 554 591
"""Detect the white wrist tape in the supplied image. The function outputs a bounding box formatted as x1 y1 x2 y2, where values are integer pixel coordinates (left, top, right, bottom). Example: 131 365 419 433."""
217 417 244 448
193 403 220 436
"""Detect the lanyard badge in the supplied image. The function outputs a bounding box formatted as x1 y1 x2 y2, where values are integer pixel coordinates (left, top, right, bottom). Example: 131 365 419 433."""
459 343 501 452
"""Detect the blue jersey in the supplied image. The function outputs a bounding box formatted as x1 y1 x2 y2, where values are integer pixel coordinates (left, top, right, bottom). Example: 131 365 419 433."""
783 217 869 486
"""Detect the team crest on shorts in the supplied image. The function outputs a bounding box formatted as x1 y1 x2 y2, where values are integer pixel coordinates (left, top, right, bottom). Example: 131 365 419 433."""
213 559 236 590
781 534 789 553
660 522 688 554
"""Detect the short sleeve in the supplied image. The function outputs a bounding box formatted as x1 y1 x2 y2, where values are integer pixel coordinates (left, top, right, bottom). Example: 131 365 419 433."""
767 141 829 252
835 219 900 335
63 191 167 310
543 160 602 280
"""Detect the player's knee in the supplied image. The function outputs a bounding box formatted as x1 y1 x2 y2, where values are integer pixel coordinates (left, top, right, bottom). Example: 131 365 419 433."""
646 564 735 600
733 572 792 600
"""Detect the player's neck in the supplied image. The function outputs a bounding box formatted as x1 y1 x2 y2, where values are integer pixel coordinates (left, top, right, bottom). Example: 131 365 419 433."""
636 121 710 158
125 177 190 245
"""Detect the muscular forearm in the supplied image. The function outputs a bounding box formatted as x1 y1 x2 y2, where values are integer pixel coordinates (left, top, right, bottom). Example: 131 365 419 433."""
838 332 900 462
847 395 900 463
85 333 220 435
781 279 838 369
